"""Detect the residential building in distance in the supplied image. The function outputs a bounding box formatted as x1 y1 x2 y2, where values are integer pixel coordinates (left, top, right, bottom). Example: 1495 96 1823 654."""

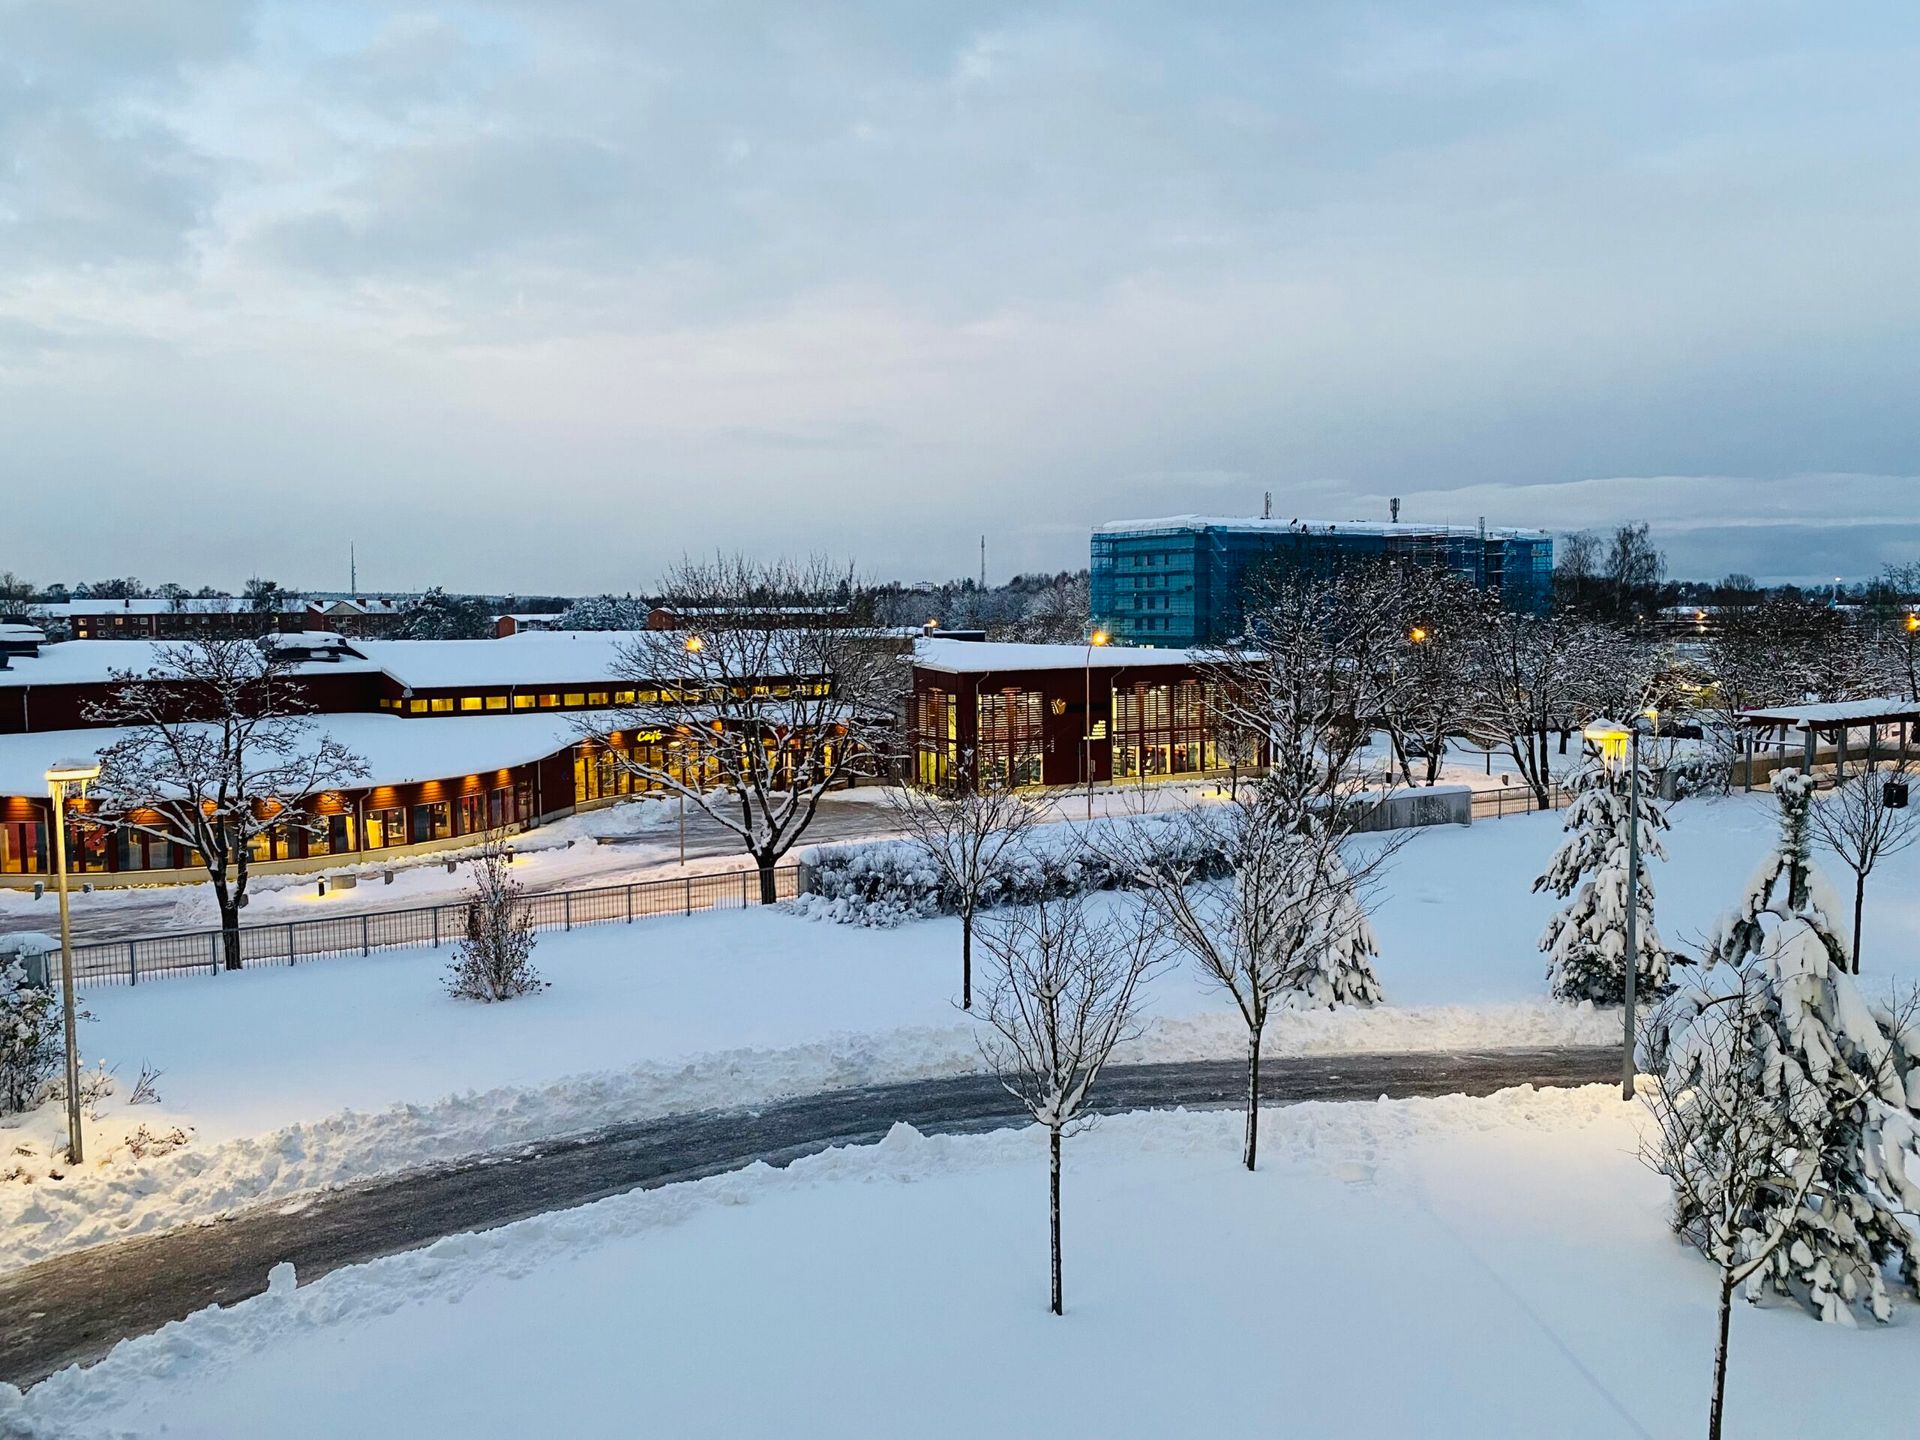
1090 514 1554 648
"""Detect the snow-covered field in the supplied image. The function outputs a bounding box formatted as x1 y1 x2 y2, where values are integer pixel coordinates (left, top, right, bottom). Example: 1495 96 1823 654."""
6 791 1919 1276
8 1087 1913 1439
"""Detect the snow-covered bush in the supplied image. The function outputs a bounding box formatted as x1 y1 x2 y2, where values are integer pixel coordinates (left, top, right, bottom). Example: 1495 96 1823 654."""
794 814 1230 928
0 959 68 1116
444 845 545 1002
1534 755 1674 1004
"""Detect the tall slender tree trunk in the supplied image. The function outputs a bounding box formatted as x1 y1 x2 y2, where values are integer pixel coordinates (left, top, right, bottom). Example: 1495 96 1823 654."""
755 853 779 905
1049 1125 1063 1316
1852 871 1866 974
1243 1024 1264 1171
1708 1272 1734 1440
961 908 973 1010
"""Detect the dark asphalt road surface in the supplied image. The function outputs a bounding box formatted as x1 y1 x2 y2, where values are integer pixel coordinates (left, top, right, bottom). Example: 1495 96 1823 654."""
0 1046 1616 1388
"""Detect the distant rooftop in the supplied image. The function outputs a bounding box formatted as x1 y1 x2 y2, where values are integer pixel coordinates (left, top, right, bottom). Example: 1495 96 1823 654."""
1095 514 1550 541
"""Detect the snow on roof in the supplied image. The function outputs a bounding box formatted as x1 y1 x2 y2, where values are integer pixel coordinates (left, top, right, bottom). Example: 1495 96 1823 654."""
0 712 614 795
1094 515 1550 540
33 597 313 616
912 637 1212 674
0 640 384 688
349 634 644 690
1737 699 1920 728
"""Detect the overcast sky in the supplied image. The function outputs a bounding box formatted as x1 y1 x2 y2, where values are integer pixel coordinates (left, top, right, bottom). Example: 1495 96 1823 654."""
3 2 1916 594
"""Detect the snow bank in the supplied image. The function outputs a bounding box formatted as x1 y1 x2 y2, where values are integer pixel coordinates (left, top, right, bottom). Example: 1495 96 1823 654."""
0 998 1619 1276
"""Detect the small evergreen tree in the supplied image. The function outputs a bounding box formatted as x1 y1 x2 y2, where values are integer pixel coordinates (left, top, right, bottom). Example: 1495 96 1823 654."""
1662 768 1920 1323
1534 752 1672 1003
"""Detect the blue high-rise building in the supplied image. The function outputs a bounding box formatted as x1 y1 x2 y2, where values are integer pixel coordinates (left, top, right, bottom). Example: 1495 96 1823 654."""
1090 514 1553 648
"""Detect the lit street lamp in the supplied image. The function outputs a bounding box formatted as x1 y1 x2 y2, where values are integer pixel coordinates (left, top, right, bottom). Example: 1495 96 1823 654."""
1581 710 1656 1101
45 757 100 1164
1085 630 1109 821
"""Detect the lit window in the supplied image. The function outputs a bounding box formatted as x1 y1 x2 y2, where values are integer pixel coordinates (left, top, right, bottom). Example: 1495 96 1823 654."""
614 690 636 705
460 696 484 712
587 691 609 706
485 695 508 711
430 697 455 713
512 694 536 710
538 693 559 708
563 692 586 707
408 699 427 714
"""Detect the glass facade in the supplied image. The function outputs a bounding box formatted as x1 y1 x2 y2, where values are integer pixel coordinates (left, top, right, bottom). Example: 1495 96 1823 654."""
1110 679 1222 780
976 688 1045 788
1092 521 1554 647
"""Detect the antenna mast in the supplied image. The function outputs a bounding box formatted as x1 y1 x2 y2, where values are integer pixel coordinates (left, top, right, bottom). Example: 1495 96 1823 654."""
980 535 986 589
350 542 358 596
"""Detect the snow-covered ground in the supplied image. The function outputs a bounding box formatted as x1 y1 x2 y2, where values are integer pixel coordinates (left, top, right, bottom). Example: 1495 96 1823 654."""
8 1087 1913 1439
6 790 1918 1275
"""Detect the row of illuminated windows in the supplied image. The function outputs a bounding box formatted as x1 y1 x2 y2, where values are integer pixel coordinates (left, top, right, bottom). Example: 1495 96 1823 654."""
0 785 533 875
377 682 833 716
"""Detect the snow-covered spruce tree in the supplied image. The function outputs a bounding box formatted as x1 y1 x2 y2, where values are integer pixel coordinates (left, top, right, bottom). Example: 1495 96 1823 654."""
974 894 1165 1316
1533 752 1672 1004
1666 768 1920 1323
1640 973 1830 1440
444 843 545 1002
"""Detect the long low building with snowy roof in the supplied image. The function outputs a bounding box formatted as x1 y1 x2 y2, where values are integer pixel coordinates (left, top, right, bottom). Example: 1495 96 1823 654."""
0 628 843 885
1090 512 1553 648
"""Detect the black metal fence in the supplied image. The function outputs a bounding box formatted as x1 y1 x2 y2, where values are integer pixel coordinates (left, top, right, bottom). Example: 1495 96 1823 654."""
1470 782 1574 820
62 865 801 988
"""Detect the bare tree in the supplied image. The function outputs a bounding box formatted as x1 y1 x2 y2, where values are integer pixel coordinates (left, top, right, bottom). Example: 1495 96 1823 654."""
974 895 1166 1316
1384 570 1485 785
1809 766 1918 973
884 757 1039 1009
1207 560 1414 810
1470 612 1605 809
1109 782 1400 1170
444 841 544 1001
1603 521 1665 620
1554 528 1602 613
87 640 367 970
1639 975 1830 1440
596 555 897 903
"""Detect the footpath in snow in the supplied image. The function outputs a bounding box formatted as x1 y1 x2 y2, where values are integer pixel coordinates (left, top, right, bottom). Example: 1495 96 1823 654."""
4 792 1916 1277
7 1086 1914 1439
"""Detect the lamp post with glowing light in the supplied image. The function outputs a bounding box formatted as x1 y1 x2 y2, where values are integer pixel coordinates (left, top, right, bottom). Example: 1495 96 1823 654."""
1581 711 1656 1100
45 758 100 1163
1085 631 1109 820
677 634 705 862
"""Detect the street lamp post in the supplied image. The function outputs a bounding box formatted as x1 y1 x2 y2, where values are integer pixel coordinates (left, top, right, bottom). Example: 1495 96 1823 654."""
1581 713 1655 1101
1084 631 1108 821
46 758 101 1164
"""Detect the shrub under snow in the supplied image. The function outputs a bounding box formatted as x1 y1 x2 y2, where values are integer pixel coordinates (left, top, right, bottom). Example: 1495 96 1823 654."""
0 958 66 1116
792 814 1231 928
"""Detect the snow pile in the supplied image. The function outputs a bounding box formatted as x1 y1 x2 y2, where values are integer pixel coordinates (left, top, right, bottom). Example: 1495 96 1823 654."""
0 996 1624 1276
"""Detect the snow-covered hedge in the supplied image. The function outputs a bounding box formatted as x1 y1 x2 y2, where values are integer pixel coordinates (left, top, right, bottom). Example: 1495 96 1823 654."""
792 815 1231 928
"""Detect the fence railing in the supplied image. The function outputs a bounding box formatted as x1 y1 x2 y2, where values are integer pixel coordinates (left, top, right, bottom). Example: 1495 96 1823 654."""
1470 782 1574 820
62 865 801 988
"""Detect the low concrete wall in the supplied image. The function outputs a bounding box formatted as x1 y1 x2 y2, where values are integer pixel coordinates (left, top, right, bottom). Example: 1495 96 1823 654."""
1348 784 1473 834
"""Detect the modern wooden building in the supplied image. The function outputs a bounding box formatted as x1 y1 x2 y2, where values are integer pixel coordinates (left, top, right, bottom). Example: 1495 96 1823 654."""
909 638 1260 790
